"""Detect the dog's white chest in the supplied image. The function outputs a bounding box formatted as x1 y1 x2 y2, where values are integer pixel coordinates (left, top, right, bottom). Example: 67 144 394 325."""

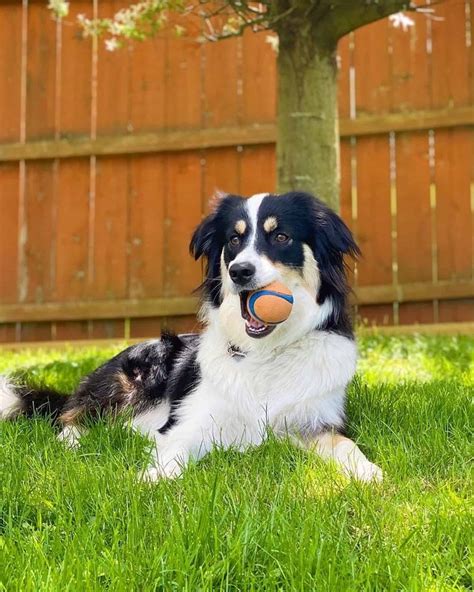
189 330 357 446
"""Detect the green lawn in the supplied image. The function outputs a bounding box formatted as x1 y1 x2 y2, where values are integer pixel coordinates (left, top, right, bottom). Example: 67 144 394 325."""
0 335 472 591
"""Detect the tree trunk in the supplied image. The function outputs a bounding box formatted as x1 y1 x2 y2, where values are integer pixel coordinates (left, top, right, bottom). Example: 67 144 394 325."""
277 32 339 211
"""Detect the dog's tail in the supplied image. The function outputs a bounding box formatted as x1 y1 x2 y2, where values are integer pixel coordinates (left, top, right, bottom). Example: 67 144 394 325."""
0 375 69 423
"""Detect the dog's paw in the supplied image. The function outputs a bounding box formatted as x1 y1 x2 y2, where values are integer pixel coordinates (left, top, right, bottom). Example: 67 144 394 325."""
347 460 383 483
140 467 165 483
140 460 183 483
57 425 84 449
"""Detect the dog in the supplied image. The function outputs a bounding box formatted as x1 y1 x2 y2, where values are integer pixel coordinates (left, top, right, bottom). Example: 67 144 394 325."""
0 191 382 483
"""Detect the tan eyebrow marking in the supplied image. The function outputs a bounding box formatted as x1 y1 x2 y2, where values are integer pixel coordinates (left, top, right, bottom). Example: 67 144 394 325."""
234 219 246 235
263 216 278 233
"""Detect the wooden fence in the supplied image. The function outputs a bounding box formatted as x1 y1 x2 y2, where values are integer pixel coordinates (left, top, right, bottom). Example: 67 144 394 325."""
0 0 472 343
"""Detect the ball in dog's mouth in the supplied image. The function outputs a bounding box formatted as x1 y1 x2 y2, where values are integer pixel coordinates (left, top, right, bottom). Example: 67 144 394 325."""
239 291 276 338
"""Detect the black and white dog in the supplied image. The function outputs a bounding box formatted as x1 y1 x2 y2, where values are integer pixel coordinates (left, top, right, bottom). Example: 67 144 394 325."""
0 191 382 482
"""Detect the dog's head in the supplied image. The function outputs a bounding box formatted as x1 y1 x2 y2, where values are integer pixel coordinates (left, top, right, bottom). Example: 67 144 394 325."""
191 192 359 350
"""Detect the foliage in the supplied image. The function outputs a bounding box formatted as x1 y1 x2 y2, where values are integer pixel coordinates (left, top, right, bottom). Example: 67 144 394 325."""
1 334 472 590
47 0 420 52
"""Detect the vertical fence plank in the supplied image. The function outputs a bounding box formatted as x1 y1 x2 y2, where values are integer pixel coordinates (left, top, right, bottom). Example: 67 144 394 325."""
338 35 357 303
239 31 276 201
203 37 240 129
397 131 435 317
202 27 241 233
338 34 352 222
127 34 167 337
431 2 473 320
129 154 166 338
239 145 276 197
390 11 430 111
0 2 22 143
60 1 93 137
0 2 22 342
96 1 130 135
162 22 203 333
25 3 56 140
21 2 57 341
354 20 394 325
162 152 203 334
241 30 276 124
354 137 393 326
91 1 130 338
390 11 434 324
129 35 166 133
431 0 471 109
435 128 473 322
20 161 55 342
54 159 90 340
54 1 93 339
204 148 240 205
165 37 202 129
395 133 433 324
0 165 20 343
91 156 129 338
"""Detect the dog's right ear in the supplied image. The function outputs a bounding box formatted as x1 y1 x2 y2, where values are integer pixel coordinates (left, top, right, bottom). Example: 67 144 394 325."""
190 190 228 260
190 213 217 260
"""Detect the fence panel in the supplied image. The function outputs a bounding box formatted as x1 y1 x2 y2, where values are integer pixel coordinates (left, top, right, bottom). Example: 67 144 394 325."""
0 0 472 343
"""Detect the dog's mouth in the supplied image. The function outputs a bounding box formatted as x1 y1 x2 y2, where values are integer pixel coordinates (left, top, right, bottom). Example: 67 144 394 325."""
239 291 276 339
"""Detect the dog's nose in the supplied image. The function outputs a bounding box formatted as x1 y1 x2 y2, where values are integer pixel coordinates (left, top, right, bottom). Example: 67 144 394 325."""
229 262 256 286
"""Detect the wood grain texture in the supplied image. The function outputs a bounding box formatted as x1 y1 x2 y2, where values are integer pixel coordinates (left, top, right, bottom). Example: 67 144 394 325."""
0 1 472 339
431 1 471 109
25 3 57 140
239 144 276 197
163 152 203 297
241 30 276 124
96 0 130 135
129 36 166 132
93 156 129 300
0 164 20 305
203 37 240 129
354 18 394 325
1 108 473 162
59 1 93 137
0 2 22 143
54 158 90 339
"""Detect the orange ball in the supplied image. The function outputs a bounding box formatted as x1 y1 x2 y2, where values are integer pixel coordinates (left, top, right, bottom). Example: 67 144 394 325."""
247 281 294 325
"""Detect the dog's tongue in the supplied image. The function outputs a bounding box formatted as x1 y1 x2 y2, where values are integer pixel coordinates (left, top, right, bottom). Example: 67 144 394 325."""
247 316 266 330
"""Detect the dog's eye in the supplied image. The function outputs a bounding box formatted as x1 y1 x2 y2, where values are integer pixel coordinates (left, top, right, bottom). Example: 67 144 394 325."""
275 233 290 244
229 235 241 247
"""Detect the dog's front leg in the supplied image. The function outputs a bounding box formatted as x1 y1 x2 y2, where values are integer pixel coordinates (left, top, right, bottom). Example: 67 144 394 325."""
141 425 211 483
298 430 383 483
141 444 189 482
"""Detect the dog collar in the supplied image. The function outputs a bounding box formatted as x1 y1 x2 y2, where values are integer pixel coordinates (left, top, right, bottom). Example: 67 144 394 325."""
227 343 247 359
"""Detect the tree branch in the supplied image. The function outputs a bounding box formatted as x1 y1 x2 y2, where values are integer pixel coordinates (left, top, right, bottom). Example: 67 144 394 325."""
322 0 418 41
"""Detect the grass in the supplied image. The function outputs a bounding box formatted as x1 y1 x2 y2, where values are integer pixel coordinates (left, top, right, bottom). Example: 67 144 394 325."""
0 334 472 591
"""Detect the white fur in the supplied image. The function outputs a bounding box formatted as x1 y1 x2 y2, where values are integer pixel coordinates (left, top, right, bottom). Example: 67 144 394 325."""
58 424 85 448
139 193 383 482
148 323 358 479
228 193 277 291
1 191 381 484
132 401 170 436
0 376 21 419
312 432 383 483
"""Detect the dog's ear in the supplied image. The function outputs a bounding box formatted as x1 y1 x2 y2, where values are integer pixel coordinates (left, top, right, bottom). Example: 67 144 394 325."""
190 213 217 260
315 207 360 259
305 197 360 301
190 190 229 260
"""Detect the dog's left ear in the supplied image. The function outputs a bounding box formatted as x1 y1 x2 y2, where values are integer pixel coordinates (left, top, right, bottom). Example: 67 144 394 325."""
313 204 360 259
309 202 360 300
189 213 217 260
